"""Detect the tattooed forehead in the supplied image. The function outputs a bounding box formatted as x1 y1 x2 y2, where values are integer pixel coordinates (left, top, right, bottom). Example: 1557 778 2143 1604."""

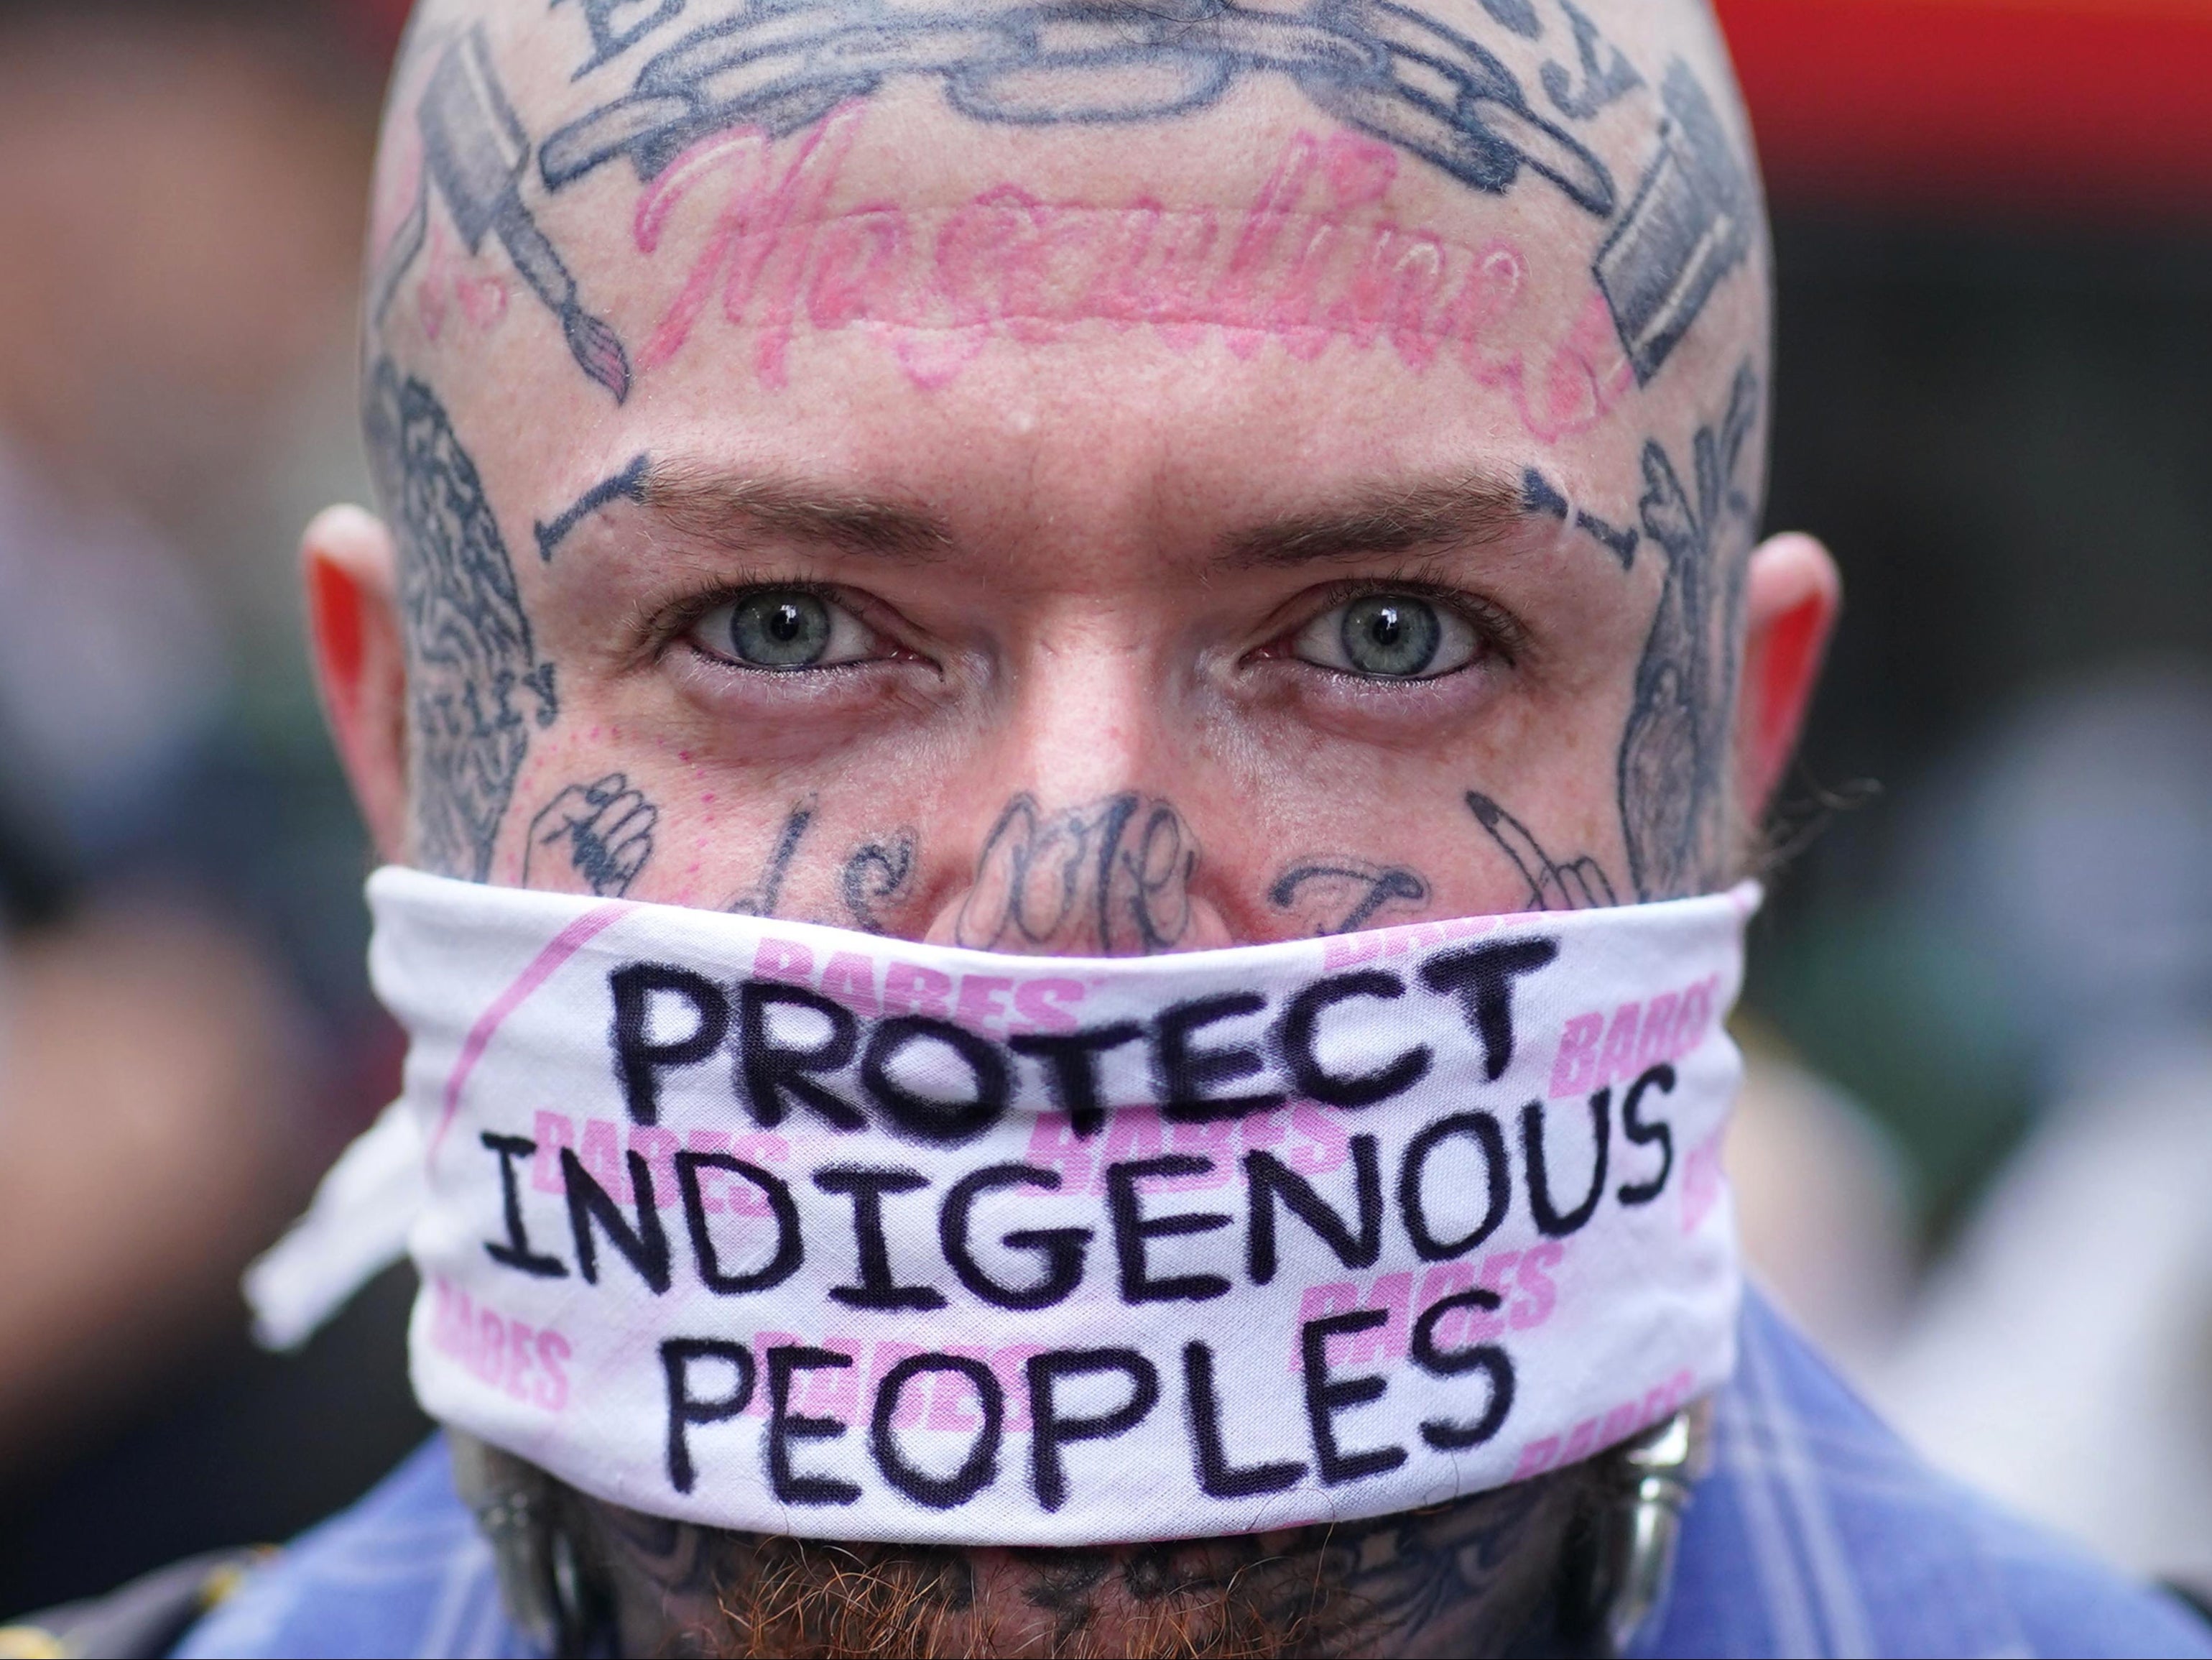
371 0 1763 427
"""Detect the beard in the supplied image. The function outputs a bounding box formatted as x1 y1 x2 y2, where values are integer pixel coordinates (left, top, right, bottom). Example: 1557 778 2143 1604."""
452 1437 1604 1659
678 1536 1319 1659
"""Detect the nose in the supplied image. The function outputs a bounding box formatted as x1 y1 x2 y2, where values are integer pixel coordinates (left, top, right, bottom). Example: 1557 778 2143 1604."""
920 626 1236 956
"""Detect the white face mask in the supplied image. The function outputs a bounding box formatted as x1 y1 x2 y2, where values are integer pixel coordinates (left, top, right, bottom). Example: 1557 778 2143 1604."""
252 870 1753 1548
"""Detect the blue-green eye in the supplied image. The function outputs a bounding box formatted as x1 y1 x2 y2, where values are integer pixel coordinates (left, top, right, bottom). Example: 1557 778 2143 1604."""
731 593 830 667
1294 594 1480 680
689 589 878 671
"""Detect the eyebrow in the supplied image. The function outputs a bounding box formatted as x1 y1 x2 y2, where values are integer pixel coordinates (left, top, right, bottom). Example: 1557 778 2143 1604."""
633 464 1538 571
1214 470 1536 570
640 463 954 564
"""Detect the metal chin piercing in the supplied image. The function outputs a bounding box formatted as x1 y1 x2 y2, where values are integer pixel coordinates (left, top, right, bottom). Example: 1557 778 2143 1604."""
450 1434 611 1658
1586 1402 1715 1657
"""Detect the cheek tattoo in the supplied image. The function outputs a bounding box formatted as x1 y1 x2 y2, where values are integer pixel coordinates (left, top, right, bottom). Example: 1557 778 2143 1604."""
1269 861 1432 936
841 831 919 934
958 795 1198 956
1466 791 1619 911
524 773 661 897
725 798 819 917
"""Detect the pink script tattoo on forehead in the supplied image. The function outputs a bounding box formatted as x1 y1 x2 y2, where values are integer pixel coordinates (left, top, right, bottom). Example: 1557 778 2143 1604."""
624 106 1637 441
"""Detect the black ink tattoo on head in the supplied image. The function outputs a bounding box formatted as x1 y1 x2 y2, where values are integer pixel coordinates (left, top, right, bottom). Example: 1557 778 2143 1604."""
1540 0 1640 120
538 0 1619 219
1465 791 1618 911
524 774 660 896
1593 60 1754 385
1269 860 1430 936
1616 360 1762 900
555 0 690 79
725 798 816 916
957 794 1196 956
528 2 1752 387
536 454 650 562
376 25 632 400
1522 466 1639 570
841 832 917 934
366 359 558 882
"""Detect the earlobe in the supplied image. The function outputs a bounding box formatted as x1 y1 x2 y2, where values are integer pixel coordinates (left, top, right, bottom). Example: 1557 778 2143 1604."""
304 506 411 865
1734 533 1842 823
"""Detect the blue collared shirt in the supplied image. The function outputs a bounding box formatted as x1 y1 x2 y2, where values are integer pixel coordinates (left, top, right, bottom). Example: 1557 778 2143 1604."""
175 1294 2212 1659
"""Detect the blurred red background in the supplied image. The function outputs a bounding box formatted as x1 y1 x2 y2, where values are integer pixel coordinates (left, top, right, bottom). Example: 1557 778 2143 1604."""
1721 0 2212 216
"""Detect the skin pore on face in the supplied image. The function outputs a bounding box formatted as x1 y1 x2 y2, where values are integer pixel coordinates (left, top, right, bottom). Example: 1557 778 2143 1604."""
310 1 1840 1653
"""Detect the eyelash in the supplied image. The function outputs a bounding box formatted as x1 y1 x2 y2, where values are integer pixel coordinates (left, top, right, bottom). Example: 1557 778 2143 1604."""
634 572 1529 681
645 578 891 670
1266 576 1530 670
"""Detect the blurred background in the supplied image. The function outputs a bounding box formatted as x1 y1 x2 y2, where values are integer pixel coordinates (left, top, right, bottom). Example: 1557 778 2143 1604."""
1 0 2209 1618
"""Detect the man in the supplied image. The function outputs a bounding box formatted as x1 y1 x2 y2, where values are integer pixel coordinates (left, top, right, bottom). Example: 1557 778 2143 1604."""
21 0 2208 1654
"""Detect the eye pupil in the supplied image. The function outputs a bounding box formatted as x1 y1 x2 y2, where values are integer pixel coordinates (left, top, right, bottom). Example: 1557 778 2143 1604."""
1341 594 1441 677
728 591 833 668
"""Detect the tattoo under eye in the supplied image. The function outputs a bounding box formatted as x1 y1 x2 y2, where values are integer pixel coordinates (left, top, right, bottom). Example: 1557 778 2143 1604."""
524 774 660 898
957 793 1198 956
725 799 817 917
841 833 918 934
1269 862 1430 936
1466 792 1619 912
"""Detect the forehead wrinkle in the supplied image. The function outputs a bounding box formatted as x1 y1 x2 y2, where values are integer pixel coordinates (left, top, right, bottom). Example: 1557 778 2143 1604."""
640 461 954 564
1214 469 1532 570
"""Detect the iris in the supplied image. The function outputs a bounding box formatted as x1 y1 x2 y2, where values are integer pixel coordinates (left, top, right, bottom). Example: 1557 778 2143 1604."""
1340 596 1442 678
729 592 833 668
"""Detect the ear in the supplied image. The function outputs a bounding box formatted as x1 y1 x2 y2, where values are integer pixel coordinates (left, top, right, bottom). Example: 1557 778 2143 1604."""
304 506 411 864
1734 532 1841 821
